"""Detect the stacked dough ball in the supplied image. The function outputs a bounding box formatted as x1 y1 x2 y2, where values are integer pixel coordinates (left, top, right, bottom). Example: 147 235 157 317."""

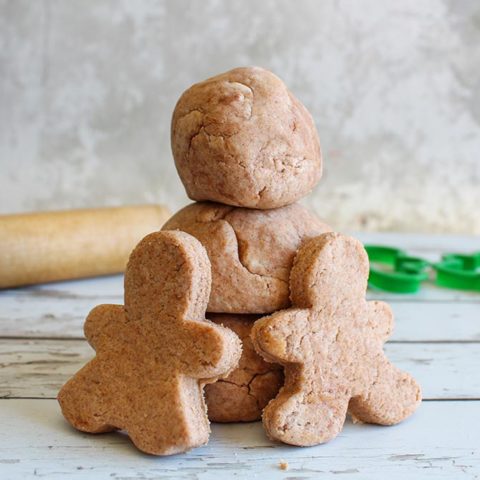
164 67 330 422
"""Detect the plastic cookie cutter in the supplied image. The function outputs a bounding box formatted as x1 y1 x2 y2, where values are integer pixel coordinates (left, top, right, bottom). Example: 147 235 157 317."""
434 252 480 291
364 245 430 294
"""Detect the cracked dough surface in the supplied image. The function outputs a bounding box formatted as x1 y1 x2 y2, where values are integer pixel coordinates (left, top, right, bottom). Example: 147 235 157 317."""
171 66 322 209
163 201 331 313
205 314 283 423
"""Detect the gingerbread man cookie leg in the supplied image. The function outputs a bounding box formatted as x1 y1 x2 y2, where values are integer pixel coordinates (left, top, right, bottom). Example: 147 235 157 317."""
264 388 351 446
347 300 421 425
253 309 351 445
59 305 124 434
348 364 422 426
58 231 241 455
252 232 421 447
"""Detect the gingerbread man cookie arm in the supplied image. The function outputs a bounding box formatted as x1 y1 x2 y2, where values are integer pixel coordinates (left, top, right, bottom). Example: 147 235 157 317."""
366 300 395 341
251 308 311 365
180 320 242 381
83 304 125 350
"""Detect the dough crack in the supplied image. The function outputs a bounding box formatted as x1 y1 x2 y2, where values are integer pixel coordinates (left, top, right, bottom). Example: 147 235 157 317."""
223 217 288 285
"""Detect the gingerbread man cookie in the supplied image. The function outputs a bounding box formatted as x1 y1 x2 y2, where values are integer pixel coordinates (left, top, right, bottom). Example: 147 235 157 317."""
58 231 241 455
252 232 421 446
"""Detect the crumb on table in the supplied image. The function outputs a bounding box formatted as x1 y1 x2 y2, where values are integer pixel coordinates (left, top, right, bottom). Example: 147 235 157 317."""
279 461 289 471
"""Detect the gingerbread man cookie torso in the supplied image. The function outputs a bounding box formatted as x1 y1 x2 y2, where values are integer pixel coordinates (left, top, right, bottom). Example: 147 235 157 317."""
252 232 421 446
58 231 241 455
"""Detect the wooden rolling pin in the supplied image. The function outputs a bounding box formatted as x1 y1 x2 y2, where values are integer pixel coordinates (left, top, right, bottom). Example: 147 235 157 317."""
0 205 170 288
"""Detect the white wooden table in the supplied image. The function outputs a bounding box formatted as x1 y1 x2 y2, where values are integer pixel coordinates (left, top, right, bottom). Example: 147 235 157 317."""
1 233 479 479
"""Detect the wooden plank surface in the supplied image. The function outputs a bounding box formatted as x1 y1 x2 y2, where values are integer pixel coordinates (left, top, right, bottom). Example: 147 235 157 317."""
0 399 478 480
0 232 478 479
1 339 478 400
2 272 478 318
1 297 479 341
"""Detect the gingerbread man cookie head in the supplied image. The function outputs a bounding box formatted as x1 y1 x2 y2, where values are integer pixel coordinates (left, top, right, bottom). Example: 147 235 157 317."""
290 232 369 309
171 66 322 209
252 232 421 447
124 230 210 322
58 231 242 455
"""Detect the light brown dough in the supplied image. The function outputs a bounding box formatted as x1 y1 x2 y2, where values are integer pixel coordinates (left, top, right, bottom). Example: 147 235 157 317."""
252 232 422 446
163 201 331 313
58 231 242 455
205 314 283 423
171 66 322 209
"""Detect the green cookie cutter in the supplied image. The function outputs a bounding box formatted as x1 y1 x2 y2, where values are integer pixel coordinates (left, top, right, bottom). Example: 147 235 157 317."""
364 245 480 293
434 252 480 291
364 245 430 294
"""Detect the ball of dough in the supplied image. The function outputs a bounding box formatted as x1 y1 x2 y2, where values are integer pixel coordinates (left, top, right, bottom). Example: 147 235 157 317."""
205 314 283 423
171 66 322 209
163 201 331 313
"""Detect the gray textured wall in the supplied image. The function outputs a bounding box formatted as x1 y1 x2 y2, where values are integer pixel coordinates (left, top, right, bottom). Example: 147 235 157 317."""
1 0 479 233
